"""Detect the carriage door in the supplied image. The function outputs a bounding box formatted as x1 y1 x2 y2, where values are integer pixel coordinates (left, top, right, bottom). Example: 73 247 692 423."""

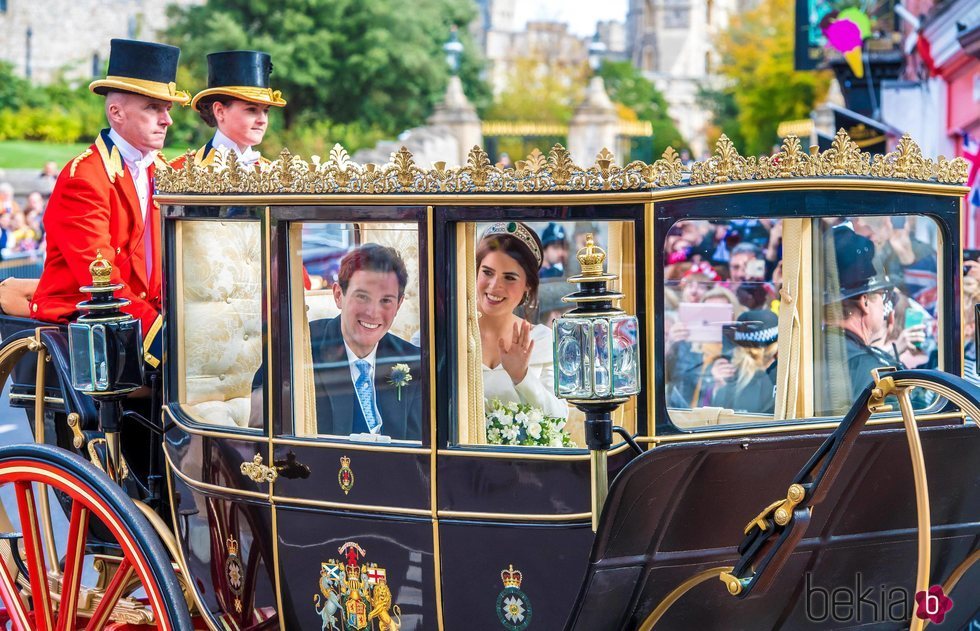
269 207 437 630
163 209 280 628
432 206 646 631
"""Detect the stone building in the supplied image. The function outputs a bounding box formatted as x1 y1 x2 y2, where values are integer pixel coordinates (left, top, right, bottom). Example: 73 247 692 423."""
625 0 745 155
0 0 200 84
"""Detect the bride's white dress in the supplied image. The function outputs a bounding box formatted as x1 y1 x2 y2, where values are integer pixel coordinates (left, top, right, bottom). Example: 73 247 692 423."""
482 324 568 418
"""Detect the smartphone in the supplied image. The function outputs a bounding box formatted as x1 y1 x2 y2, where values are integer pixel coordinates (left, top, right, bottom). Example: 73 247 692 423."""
905 307 925 349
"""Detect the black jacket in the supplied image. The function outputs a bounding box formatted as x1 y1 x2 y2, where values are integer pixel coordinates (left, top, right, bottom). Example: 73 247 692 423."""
309 316 422 440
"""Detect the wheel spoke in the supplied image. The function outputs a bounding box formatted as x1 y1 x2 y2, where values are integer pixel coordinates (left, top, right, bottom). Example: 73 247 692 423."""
0 538 33 631
14 481 52 631
84 557 132 631
55 502 89 631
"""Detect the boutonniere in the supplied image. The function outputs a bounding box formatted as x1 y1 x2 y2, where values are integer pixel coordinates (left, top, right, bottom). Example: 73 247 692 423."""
388 364 413 400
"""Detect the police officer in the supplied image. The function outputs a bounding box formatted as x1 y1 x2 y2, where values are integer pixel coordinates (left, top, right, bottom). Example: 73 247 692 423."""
539 223 568 279
820 225 901 413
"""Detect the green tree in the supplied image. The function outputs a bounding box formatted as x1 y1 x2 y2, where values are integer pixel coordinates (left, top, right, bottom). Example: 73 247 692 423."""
712 0 831 156
597 60 685 156
165 0 490 141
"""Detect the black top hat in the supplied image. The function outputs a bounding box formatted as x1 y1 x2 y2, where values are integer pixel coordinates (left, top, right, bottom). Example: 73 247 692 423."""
825 225 893 300
724 309 779 348
541 222 567 247
89 39 189 104
191 50 286 109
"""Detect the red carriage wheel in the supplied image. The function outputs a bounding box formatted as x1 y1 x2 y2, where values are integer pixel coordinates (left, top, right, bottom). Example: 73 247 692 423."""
0 444 192 631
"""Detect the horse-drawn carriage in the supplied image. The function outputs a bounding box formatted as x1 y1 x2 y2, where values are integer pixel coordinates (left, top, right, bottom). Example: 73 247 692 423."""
0 132 976 630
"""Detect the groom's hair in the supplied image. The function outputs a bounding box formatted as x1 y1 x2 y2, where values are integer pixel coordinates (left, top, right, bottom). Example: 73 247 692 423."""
337 243 409 297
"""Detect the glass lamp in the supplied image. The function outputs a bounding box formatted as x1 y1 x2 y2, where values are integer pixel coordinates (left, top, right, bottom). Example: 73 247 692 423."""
68 252 144 479
553 234 641 530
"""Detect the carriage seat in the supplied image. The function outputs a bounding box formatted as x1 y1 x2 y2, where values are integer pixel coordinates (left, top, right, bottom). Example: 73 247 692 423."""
180 221 263 428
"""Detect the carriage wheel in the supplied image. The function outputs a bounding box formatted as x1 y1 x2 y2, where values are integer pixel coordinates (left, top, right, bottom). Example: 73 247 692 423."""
0 443 192 631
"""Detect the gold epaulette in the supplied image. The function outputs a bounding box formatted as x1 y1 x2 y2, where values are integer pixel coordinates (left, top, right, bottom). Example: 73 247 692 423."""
69 149 93 178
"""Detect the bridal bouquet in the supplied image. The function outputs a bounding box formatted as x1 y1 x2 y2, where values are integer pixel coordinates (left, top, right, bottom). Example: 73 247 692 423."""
485 399 576 448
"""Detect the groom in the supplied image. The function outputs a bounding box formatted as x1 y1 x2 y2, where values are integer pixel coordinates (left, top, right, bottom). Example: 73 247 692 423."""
310 244 422 440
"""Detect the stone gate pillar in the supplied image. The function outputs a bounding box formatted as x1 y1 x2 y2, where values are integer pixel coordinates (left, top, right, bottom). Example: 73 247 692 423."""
568 77 619 166
427 75 483 167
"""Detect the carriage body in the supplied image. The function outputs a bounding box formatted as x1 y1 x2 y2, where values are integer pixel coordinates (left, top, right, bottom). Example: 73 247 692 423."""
0 134 976 630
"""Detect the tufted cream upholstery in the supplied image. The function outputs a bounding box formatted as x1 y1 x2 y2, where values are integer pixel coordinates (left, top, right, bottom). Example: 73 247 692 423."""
180 221 263 428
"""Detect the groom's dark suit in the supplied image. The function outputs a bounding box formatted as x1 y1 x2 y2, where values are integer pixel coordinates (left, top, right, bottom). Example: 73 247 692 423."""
310 316 422 440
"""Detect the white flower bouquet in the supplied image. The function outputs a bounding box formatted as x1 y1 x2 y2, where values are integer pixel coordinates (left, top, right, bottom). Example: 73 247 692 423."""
485 399 576 448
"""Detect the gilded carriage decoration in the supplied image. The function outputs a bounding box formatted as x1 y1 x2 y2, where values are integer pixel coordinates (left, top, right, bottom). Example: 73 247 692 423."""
315 541 401 631
225 535 244 613
338 455 354 495
496 565 532 631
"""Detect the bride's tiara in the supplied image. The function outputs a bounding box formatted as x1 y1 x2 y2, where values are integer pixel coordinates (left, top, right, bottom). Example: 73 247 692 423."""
481 222 542 267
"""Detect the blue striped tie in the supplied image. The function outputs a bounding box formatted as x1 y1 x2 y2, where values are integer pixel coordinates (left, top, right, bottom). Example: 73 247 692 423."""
354 360 379 432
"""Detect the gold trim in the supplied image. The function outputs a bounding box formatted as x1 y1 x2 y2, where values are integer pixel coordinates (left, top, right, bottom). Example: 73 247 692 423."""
166 452 270 501
69 148 92 178
164 407 267 442
637 566 734 631
895 388 930 631
435 442 632 460
272 436 430 454
437 509 592 522
271 495 430 517
271 503 285 631
645 202 656 441
95 133 125 184
90 76 191 105
156 133 968 195
164 458 221 631
191 86 286 110
427 206 445 630
142 314 163 368
155 178 968 208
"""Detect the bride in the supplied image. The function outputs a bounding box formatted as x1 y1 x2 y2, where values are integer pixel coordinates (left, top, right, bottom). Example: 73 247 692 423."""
477 222 567 418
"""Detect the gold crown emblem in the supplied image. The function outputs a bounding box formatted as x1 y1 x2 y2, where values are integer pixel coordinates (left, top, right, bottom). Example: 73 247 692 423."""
89 251 113 287
501 565 523 589
340 455 351 468
576 234 606 275
226 535 239 556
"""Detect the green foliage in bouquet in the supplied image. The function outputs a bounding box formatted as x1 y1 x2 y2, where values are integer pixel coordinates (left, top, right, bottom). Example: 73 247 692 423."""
485 399 576 448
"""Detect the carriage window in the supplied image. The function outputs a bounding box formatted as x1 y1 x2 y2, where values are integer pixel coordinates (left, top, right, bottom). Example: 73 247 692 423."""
815 216 941 416
663 215 942 429
289 222 423 443
664 218 783 427
453 220 636 448
176 220 264 430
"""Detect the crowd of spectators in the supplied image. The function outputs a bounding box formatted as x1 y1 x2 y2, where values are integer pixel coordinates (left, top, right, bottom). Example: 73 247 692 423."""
0 178 48 261
664 215 941 417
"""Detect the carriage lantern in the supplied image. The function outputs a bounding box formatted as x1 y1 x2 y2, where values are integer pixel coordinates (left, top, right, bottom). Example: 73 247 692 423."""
68 252 145 477
553 234 640 529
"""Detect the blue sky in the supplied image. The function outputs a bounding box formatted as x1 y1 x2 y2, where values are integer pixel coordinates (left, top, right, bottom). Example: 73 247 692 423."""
515 0 630 36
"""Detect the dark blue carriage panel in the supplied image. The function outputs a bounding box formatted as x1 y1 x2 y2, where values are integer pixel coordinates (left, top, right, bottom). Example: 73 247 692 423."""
274 506 436 631
566 424 980 630
439 520 593 631
168 472 279 629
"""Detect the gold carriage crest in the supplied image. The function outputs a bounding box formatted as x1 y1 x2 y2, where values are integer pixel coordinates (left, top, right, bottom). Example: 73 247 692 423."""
314 541 402 630
338 455 354 495
225 535 244 613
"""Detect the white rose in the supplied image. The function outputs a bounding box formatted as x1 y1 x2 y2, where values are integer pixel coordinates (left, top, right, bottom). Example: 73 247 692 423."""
528 409 544 423
527 420 542 440
550 435 564 447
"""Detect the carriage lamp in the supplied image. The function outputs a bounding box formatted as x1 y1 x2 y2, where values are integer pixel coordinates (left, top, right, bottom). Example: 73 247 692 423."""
68 252 144 478
553 234 640 530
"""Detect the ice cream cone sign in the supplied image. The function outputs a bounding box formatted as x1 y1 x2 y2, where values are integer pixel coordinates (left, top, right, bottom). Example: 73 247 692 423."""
825 18 865 78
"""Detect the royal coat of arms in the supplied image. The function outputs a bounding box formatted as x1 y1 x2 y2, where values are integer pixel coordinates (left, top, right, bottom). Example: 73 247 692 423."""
314 541 401 630
496 565 532 631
